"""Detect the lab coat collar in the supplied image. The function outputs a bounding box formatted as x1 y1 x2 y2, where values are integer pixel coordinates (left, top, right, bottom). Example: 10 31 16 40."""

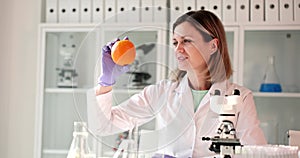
174 75 190 94
173 75 230 114
174 74 230 96
173 75 195 121
195 80 229 113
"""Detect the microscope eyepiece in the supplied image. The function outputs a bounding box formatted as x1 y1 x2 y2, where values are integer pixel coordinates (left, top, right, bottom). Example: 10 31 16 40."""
233 89 240 95
214 89 221 95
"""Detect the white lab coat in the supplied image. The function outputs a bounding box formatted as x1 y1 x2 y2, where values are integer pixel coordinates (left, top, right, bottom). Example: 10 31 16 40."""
87 75 267 157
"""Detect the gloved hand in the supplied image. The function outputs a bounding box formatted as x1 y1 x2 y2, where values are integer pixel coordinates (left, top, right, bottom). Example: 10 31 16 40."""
98 37 131 86
152 154 176 158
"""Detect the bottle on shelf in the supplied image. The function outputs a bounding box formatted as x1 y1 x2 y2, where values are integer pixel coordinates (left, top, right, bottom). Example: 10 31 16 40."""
259 56 282 92
67 122 95 158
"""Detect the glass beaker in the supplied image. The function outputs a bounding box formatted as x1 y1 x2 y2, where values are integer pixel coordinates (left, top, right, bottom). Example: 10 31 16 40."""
67 122 95 158
259 56 282 92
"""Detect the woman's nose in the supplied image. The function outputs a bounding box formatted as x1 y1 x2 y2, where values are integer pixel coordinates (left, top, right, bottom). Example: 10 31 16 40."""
175 42 184 53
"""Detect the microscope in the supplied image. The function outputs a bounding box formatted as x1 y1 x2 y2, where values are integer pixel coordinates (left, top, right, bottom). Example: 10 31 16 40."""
56 33 78 88
202 89 242 158
127 43 155 89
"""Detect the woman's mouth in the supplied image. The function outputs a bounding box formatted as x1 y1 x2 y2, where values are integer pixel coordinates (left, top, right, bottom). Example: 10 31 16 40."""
177 56 188 61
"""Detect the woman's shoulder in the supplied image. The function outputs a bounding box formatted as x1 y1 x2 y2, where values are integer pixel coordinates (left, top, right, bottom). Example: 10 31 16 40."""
151 79 179 90
143 79 179 93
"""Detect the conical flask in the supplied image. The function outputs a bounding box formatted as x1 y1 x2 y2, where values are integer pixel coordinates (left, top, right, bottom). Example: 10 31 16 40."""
67 122 95 158
259 56 282 92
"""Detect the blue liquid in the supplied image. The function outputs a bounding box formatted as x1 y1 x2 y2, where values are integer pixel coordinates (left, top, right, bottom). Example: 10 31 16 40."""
259 83 282 92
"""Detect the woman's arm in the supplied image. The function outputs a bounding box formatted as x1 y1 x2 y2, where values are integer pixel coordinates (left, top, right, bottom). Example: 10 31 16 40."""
87 82 163 136
95 85 112 95
88 80 174 136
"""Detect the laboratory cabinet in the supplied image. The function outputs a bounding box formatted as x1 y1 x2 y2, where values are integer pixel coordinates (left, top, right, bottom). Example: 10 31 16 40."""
35 23 168 158
36 1 300 157
240 26 300 95
35 24 100 158
239 25 300 145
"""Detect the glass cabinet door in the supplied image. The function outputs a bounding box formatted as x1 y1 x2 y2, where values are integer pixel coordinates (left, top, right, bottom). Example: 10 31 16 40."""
44 31 97 89
243 29 300 94
37 24 168 158
242 27 300 145
38 26 99 158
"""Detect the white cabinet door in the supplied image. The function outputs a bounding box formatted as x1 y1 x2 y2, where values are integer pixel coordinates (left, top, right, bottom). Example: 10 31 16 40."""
36 25 99 158
241 26 300 145
36 24 168 158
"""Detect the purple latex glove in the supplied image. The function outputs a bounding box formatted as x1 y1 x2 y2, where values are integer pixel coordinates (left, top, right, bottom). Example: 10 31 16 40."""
151 154 177 158
98 37 131 86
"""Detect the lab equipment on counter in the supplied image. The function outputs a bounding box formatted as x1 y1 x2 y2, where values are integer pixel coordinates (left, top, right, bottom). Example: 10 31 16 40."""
204 145 299 158
240 145 299 158
259 56 282 92
202 89 242 158
67 122 95 158
113 131 129 151
202 89 299 158
113 126 139 158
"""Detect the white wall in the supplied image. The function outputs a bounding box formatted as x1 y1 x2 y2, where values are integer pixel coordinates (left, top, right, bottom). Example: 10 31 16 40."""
0 0 11 157
0 0 40 158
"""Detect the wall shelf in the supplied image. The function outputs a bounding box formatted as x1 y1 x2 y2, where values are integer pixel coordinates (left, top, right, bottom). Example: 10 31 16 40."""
253 92 300 98
45 88 89 93
43 149 68 155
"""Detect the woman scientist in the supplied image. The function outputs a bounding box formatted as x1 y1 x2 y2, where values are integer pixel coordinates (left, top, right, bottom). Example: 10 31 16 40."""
87 10 267 157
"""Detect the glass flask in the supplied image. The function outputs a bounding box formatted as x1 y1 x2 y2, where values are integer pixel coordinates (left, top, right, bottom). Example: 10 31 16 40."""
67 122 95 158
259 56 282 92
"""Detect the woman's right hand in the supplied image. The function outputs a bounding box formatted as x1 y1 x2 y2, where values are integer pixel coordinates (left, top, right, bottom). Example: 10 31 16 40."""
98 37 130 87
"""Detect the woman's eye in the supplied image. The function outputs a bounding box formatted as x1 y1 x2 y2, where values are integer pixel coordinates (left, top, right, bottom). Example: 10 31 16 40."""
173 41 178 47
183 39 192 43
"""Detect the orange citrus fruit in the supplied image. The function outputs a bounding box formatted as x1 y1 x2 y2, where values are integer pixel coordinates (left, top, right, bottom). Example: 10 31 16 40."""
111 40 136 66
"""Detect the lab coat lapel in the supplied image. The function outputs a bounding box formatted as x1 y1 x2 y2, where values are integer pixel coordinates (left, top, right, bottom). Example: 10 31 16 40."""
174 75 195 117
155 75 195 157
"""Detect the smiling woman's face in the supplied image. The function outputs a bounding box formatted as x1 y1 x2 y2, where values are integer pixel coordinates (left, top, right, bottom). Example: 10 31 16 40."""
173 22 215 73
